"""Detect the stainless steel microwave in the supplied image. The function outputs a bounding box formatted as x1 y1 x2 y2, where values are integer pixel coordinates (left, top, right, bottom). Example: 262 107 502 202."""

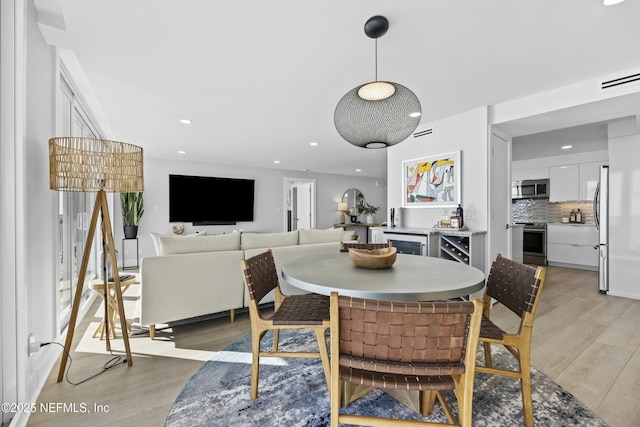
512 179 550 199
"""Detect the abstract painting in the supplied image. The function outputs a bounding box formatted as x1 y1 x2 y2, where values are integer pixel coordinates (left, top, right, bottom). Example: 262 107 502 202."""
402 151 461 207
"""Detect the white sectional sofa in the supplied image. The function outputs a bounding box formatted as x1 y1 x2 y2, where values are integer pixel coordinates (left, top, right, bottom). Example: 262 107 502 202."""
140 228 354 339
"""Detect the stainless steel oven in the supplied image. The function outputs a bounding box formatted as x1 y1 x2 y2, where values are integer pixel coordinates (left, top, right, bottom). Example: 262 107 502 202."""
519 223 547 266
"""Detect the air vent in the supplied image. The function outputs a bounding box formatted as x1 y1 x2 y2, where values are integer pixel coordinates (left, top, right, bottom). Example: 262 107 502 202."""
601 73 640 90
412 126 434 139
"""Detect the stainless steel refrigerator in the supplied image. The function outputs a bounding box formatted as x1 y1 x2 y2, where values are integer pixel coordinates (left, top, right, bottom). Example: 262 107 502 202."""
593 165 608 293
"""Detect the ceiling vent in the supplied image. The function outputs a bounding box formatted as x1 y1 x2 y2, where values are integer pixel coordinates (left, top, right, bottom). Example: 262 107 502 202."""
600 72 640 90
412 126 434 139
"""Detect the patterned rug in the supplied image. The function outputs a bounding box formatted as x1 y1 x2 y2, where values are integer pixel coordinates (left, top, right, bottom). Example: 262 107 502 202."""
165 330 607 427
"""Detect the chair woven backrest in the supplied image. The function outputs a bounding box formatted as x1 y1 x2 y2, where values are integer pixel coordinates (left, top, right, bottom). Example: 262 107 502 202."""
337 296 475 372
242 249 279 304
339 242 392 252
485 254 542 318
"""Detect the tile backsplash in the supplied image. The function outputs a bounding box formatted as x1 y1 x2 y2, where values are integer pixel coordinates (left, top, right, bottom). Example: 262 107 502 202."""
512 199 594 224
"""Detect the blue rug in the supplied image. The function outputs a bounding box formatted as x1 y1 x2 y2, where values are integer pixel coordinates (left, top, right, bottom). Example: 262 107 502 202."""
165 330 607 427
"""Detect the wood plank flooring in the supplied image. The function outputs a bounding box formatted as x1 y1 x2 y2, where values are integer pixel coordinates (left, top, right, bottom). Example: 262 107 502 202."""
27 266 640 427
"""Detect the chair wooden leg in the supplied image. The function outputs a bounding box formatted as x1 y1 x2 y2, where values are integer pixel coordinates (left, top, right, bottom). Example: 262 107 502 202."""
520 351 534 427
251 331 262 400
483 341 493 368
313 328 331 391
420 391 437 416
272 329 280 352
149 324 155 340
229 308 235 322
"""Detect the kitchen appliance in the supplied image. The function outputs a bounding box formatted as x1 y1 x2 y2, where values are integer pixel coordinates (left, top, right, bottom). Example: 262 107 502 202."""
593 165 608 293
512 179 550 200
515 222 547 266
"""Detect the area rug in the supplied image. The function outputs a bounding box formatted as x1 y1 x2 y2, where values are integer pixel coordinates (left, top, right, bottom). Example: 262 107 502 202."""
165 330 607 427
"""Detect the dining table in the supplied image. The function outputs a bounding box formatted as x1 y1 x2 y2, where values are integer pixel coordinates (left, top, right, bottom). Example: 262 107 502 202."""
280 250 486 413
280 251 485 302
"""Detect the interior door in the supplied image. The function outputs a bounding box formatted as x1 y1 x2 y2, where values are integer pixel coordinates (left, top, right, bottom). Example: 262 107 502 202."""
294 182 312 229
488 127 512 268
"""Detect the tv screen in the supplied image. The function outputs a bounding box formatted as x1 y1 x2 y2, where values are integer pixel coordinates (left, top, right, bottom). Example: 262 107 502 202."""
169 174 255 225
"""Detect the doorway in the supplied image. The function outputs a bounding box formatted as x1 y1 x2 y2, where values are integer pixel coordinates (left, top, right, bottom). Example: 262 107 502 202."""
488 127 512 269
284 177 316 231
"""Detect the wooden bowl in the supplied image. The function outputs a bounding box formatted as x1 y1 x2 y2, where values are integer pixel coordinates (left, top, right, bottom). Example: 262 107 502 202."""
348 247 397 269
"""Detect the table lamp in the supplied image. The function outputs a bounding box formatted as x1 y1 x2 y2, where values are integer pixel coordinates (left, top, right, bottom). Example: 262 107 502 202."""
337 202 349 224
49 137 143 382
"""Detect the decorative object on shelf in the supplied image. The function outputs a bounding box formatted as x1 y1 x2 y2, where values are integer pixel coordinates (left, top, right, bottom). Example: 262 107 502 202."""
402 151 461 208
120 191 144 239
337 202 349 224
172 224 185 235
49 136 143 381
348 247 397 269
357 202 380 224
334 15 421 149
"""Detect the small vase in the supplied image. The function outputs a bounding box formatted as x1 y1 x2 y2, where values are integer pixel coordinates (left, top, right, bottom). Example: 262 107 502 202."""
366 214 374 224
124 225 138 239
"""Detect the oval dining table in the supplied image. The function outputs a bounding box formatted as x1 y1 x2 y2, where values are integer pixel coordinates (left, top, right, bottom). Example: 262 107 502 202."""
280 251 485 302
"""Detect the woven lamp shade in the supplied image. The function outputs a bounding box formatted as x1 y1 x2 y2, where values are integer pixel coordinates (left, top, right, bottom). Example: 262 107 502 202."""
334 81 421 149
49 137 144 193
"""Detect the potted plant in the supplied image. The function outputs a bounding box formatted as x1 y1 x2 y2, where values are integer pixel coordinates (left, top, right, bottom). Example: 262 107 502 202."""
120 192 144 239
357 202 380 224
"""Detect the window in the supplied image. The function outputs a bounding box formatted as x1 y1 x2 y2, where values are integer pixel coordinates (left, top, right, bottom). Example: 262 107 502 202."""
55 70 102 334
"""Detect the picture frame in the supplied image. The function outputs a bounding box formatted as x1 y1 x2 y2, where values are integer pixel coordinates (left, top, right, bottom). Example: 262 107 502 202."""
402 151 461 208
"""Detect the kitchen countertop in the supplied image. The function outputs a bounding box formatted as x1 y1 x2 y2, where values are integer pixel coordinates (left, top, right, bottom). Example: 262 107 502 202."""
371 226 486 236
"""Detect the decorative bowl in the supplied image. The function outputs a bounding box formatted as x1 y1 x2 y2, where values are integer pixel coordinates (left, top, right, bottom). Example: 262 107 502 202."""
348 247 397 269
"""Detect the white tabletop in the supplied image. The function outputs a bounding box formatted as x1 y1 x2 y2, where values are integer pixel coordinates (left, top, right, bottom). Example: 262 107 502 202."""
281 252 485 301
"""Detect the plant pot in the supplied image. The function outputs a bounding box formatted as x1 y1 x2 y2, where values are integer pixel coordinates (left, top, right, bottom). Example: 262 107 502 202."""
366 214 374 224
124 225 138 239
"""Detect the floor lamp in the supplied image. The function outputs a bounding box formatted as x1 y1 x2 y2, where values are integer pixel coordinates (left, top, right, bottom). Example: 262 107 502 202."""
49 137 144 382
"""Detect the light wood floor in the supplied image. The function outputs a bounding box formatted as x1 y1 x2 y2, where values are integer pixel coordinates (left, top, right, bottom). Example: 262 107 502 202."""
27 266 640 427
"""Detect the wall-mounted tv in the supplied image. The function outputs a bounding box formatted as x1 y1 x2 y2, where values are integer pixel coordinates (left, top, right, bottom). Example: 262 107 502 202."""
169 174 255 225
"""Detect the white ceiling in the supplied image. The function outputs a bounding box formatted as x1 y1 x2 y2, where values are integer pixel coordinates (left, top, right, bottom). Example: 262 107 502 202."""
34 0 640 178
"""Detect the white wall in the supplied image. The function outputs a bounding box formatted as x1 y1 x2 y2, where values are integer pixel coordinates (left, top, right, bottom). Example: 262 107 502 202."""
121 157 387 259
386 107 489 231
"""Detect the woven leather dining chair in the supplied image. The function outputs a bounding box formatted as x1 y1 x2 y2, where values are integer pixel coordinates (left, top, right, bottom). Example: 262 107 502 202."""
330 292 483 427
339 241 392 252
475 253 547 427
241 249 331 400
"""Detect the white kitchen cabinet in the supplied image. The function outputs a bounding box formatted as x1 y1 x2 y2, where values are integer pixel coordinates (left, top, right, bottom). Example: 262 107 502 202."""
579 161 607 201
512 167 549 182
547 224 598 269
549 164 579 201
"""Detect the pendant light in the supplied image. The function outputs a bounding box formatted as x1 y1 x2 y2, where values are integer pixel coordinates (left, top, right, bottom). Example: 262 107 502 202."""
334 15 421 149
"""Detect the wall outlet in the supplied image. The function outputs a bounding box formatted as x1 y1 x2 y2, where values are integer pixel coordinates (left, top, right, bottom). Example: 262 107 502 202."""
28 333 41 357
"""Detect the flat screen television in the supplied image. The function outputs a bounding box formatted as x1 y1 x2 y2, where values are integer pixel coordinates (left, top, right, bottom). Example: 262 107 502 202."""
169 174 255 225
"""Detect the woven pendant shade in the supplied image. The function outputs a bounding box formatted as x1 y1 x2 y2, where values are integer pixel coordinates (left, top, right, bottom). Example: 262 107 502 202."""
334 82 421 149
49 137 144 193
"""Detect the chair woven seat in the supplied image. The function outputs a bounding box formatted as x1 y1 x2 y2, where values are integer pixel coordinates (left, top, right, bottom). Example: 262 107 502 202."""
339 366 457 391
480 315 506 340
339 355 465 376
270 294 329 325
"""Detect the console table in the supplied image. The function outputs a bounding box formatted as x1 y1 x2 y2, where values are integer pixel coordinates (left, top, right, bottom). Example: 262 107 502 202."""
337 223 379 243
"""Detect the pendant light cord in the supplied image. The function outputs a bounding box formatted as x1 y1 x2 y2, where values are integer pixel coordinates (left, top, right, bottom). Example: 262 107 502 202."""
374 38 378 82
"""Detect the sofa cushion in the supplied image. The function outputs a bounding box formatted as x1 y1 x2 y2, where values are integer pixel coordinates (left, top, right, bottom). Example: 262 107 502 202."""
154 231 241 255
298 227 345 245
150 231 207 255
241 230 299 250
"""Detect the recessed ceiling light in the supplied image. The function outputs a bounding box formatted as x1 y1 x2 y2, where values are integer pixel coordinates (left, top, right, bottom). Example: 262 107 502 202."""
179 119 192 124
273 160 280 164
355 169 362 172
177 150 186 154
603 0 625 5
561 145 573 150
309 142 318 146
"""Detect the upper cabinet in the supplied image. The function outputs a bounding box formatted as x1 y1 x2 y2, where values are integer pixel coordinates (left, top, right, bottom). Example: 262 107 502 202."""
579 161 607 201
512 166 549 182
549 164 579 201
549 161 607 202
